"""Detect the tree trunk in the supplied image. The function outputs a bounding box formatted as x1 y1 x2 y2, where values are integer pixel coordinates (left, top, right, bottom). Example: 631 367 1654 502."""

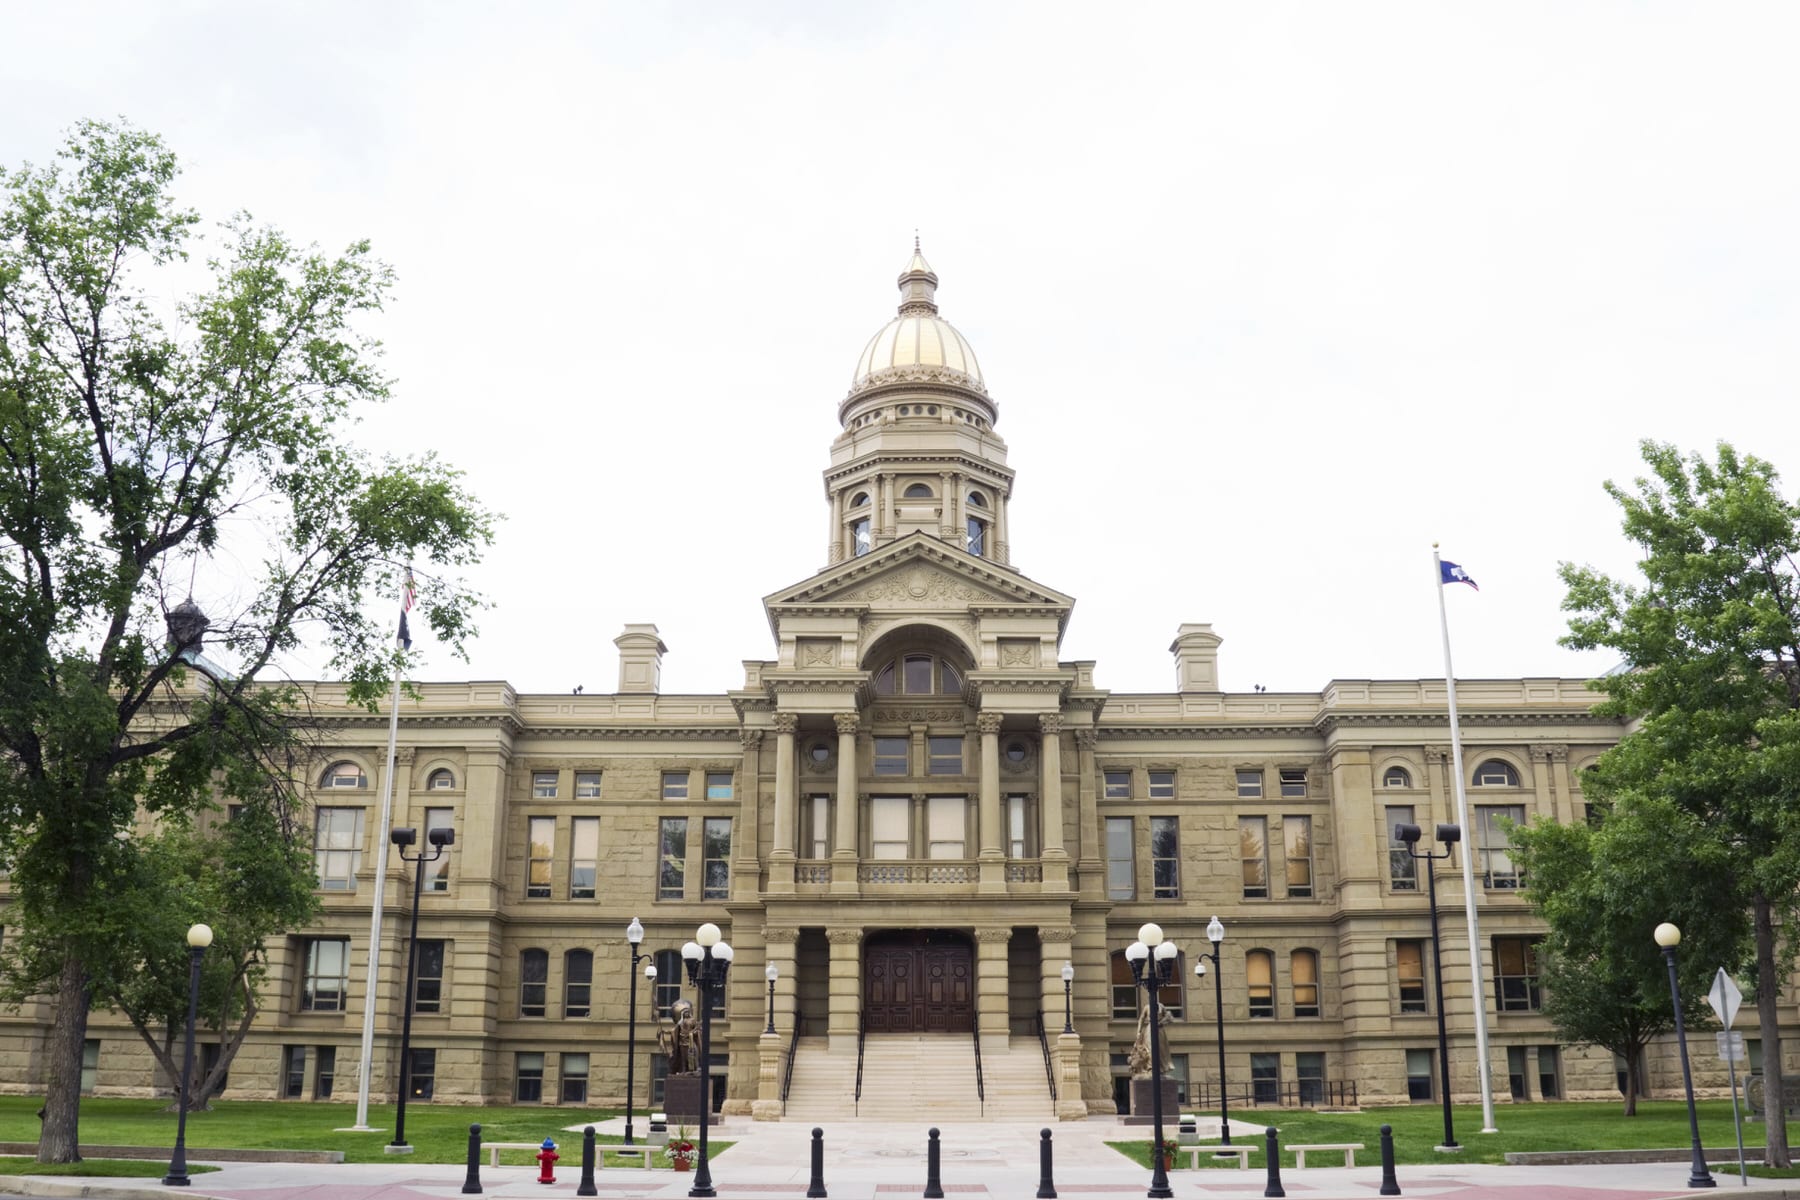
1755 894 1791 1167
1622 1048 1640 1117
36 953 91 1164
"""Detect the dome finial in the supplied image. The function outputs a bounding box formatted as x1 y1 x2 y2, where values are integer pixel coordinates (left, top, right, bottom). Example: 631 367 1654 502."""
898 235 938 315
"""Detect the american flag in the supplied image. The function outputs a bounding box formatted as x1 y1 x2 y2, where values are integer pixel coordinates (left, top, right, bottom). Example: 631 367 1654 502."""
399 568 417 649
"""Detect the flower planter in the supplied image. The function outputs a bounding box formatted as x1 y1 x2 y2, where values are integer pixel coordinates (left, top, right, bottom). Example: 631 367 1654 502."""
674 1160 691 1173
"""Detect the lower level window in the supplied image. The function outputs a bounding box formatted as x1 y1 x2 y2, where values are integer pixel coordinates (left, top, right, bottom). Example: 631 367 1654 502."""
1250 1053 1280 1104
283 1046 307 1099
81 1039 99 1094
301 938 351 1012
1538 1045 1560 1099
316 1046 337 1099
561 1052 590 1103
408 1048 436 1100
517 1052 544 1102
1296 1052 1325 1105
1406 1049 1433 1101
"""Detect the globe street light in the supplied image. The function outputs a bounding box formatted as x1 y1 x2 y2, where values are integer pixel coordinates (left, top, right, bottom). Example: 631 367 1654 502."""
1060 960 1074 1034
682 923 733 1198
764 962 779 1035
1191 915 1230 1145
162 922 212 1187
1396 822 1461 1152
1655 923 1716 1189
389 824 454 1152
625 918 655 1146
1126 922 1180 1200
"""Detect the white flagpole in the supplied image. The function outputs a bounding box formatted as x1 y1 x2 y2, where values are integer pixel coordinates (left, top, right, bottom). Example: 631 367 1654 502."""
1433 544 1499 1134
352 576 410 1131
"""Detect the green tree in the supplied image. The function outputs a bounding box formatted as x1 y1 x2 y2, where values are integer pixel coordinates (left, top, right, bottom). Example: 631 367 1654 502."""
0 120 494 1162
1510 797 1745 1114
1560 439 1800 1162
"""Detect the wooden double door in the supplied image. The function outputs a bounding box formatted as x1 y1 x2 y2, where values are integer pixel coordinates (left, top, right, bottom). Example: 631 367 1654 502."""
863 931 974 1033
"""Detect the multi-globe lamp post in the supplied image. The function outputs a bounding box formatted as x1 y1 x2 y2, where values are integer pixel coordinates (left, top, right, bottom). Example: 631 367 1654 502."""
387 824 454 1153
681 923 733 1198
625 918 656 1146
1190 915 1230 1144
1125 923 1180 1200
1395 821 1462 1151
1654 923 1715 1189
161 922 212 1187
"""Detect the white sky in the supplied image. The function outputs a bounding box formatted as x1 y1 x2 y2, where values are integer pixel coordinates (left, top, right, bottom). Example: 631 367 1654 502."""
6 2 1797 696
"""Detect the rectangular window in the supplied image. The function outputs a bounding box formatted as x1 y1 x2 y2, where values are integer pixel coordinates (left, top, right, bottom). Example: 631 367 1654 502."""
1507 1045 1530 1101
1239 816 1269 899
871 796 909 859
1396 940 1427 1014
1284 815 1313 898
521 950 549 1017
526 816 554 899
1111 955 1138 1019
873 737 908 776
315 1046 336 1099
662 771 689 801
312 807 364 891
658 817 688 899
301 938 350 1012
1150 816 1179 900
806 794 830 859
565 951 592 1018
928 736 963 775
1296 1052 1325 1106
406 1048 435 1100
1478 804 1526 888
1406 1049 1433 1101
423 807 453 892
413 939 445 1014
1147 770 1175 799
927 796 965 859
1387 805 1418 891
1105 816 1135 900
1171 1053 1190 1105
1236 770 1263 798
81 1039 99 1094
1538 1045 1561 1098
569 817 599 899
653 950 683 1016
532 771 558 798
1279 768 1307 797
1103 770 1131 799
283 1046 307 1099
516 1052 544 1102
1494 937 1542 1011
561 1052 590 1103
702 817 732 900
1250 1052 1280 1104
705 771 733 800
1006 794 1028 858
574 771 602 799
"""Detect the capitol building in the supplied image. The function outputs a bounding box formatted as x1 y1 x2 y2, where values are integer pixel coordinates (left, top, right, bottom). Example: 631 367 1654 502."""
5 246 1745 1120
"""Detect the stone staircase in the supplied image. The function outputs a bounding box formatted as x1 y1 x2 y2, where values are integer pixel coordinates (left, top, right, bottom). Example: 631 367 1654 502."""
781 1033 1058 1121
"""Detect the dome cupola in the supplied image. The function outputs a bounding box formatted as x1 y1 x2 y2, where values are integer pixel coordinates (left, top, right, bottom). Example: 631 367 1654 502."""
845 239 988 409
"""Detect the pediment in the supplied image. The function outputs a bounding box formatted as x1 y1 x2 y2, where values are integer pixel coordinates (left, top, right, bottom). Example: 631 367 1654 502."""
764 535 1074 618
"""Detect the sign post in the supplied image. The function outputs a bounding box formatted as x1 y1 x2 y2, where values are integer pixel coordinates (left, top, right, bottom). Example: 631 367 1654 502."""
1706 968 1748 1187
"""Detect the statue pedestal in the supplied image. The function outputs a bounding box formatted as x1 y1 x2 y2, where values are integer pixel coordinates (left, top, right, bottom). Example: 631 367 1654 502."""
664 1073 706 1124
1122 1076 1180 1125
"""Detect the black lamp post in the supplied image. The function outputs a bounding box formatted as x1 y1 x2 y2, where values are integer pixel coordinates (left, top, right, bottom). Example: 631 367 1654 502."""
625 918 654 1146
1655 922 1716 1189
388 824 454 1152
162 922 212 1187
1191 915 1230 1145
1396 822 1461 1152
1060 960 1074 1034
1126 922 1180 1200
681 923 733 1199
764 962 779 1035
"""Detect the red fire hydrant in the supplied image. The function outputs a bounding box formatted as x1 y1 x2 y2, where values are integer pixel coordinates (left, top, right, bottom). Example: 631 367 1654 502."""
536 1137 559 1184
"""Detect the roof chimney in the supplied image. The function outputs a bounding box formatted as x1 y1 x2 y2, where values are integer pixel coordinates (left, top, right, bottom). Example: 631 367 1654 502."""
615 624 668 694
1169 623 1222 693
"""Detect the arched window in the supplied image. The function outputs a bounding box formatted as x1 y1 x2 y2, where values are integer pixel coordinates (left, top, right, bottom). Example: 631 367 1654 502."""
1246 950 1275 1018
903 655 933 693
652 949 683 1018
520 949 548 1018
1474 759 1520 787
903 483 934 498
427 768 456 790
1108 949 1183 1018
1383 766 1412 788
320 761 366 789
850 492 869 508
564 950 592 1018
968 491 987 508
1291 950 1320 1017
943 661 963 692
871 653 967 696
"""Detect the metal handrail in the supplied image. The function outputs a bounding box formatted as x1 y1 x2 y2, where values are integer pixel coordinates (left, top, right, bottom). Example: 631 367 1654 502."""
780 1004 802 1112
854 1012 866 1115
971 1021 985 1115
1034 1010 1057 1104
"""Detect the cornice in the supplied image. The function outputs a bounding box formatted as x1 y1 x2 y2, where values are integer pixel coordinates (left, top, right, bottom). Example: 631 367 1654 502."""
824 454 1015 490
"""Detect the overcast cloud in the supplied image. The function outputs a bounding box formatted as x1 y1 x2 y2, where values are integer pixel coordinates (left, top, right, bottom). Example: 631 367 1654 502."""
5 2 1796 695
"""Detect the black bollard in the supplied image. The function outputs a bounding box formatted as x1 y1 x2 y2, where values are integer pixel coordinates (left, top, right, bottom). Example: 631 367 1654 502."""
1036 1128 1057 1199
1378 1124 1401 1196
461 1123 483 1195
576 1125 598 1197
1263 1126 1284 1199
924 1127 945 1199
807 1127 827 1199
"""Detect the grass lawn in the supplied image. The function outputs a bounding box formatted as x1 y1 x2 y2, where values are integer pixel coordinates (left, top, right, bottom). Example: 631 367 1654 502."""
1109 1099 1771 1169
0 1157 218 1176
0 1097 730 1167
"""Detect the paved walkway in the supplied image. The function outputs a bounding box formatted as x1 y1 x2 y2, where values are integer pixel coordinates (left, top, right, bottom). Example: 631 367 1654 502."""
4 1116 1794 1200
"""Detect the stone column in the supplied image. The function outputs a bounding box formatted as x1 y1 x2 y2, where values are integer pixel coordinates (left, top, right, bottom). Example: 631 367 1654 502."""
1040 926 1088 1119
826 927 863 1052
769 714 798 894
996 489 1010 565
974 927 1013 1046
1074 730 1103 900
1547 745 1574 823
1530 744 1556 825
754 926 799 1120
939 470 955 542
733 730 764 894
977 712 1005 894
832 713 860 895
1039 714 1069 889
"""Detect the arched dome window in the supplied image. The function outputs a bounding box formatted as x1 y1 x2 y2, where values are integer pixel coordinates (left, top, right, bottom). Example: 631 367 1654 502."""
968 491 987 508
850 492 869 508
1383 766 1412 788
1473 759 1520 787
427 768 456 790
321 761 367 789
903 483 934 499
872 652 965 696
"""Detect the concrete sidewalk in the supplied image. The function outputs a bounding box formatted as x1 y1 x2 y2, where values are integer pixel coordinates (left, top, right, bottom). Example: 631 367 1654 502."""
4 1116 1794 1200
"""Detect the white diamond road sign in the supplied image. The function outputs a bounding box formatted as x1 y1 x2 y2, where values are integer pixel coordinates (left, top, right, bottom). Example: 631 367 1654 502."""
1708 968 1743 1030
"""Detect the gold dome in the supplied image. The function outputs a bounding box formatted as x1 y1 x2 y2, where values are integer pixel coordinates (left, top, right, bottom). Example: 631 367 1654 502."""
848 242 986 398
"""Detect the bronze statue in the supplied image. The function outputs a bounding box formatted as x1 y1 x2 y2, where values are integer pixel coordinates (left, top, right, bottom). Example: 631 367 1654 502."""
659 997 699 1076
1127 1001 1172 1079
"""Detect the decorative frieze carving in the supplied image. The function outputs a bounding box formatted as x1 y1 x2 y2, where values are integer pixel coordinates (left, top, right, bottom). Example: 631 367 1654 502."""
872 706 965 723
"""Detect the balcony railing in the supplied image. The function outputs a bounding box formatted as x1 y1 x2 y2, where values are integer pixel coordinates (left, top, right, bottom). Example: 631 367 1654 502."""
860 861 978 885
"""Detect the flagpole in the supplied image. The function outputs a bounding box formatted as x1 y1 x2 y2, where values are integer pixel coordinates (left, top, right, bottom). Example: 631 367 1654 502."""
352 575 410 1132
1433 545 1498 1134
